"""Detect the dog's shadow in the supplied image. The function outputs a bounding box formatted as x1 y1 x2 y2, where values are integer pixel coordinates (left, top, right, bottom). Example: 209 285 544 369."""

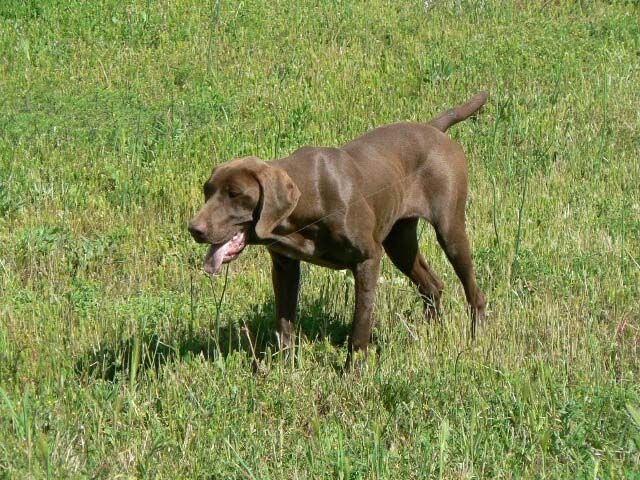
75 299 350 382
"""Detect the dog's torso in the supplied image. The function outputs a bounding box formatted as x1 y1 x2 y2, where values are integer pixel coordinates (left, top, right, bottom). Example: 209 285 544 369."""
261 122 466 269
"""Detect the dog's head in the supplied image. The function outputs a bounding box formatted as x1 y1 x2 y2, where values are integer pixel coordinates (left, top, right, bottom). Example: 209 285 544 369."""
188 156 300 274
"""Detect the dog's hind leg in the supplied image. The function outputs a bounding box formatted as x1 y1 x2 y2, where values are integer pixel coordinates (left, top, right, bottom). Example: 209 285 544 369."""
433 212 485 339
383 218 444 320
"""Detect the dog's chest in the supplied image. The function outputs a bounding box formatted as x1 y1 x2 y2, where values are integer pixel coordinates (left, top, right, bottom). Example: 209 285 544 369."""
268 221 368 270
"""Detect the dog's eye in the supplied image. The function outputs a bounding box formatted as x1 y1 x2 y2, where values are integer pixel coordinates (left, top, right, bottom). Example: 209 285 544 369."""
228 188 242 198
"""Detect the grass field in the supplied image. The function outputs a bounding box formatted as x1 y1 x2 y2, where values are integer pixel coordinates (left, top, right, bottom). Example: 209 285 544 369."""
1 0 639 477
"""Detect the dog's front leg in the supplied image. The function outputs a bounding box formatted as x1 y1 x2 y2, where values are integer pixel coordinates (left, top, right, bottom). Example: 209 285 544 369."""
345 256 381 370
269 251 300 356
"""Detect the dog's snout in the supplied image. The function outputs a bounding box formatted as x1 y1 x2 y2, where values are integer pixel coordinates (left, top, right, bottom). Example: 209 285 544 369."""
188 220 207 243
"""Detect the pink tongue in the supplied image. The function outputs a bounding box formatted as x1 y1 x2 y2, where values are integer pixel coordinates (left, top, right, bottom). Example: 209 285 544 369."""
203 242 230 275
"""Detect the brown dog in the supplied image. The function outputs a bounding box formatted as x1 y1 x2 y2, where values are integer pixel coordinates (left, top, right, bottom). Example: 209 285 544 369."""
189 92 487 366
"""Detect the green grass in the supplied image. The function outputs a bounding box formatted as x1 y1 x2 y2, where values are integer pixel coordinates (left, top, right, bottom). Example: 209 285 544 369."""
1 0 639 477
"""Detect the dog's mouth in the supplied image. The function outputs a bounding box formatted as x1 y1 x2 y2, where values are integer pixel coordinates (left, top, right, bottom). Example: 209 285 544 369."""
203 227 249 275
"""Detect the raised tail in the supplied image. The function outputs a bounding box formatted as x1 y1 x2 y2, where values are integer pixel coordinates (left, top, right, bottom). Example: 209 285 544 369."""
428 91 489 132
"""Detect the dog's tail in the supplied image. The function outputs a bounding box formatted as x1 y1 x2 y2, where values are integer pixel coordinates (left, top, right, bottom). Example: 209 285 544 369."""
428 91 489 132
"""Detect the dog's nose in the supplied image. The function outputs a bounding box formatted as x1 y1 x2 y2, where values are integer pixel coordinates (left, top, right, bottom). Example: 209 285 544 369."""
188 220 207 243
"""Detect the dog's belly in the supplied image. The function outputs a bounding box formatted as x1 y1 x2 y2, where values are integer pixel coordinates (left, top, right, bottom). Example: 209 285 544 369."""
267 240 364 270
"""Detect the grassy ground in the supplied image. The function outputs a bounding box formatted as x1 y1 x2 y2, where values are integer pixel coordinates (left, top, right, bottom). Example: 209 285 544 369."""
1 0 639 477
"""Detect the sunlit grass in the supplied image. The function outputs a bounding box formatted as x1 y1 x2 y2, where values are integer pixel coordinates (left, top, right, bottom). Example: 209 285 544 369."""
1 0 639 477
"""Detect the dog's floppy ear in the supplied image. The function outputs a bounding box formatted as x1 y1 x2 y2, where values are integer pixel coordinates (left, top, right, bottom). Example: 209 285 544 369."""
254 164 300 239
